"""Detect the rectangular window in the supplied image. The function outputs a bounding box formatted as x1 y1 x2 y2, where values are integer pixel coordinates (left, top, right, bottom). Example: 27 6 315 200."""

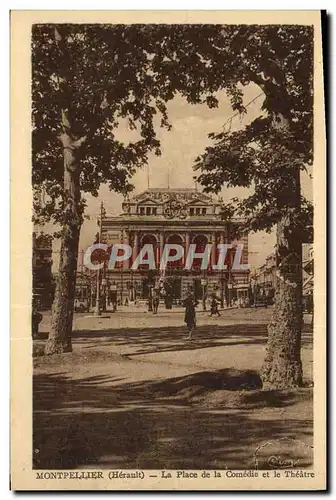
202 207 206 215
139 207 145 215
152 207 157 215
196 208 201 215
146 207 151 215
190 208 194 216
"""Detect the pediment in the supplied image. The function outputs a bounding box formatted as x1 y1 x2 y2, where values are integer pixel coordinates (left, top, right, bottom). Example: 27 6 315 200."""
186 194 213 205
137 198 160 205
187 199 212 206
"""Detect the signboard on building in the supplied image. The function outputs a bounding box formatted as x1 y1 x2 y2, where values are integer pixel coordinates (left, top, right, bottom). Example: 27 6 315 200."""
235 283 249 290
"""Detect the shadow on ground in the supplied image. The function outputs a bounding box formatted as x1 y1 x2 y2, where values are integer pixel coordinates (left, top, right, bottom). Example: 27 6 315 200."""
64 323 313 356
33 367 313 470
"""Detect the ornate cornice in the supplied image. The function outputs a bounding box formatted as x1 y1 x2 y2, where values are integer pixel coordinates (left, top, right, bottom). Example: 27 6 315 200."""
122 188 219 220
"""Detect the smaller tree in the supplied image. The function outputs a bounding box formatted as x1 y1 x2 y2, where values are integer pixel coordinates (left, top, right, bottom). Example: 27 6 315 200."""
32 24 178 354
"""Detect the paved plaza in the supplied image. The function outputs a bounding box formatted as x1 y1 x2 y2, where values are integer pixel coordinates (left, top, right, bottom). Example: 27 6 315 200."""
33 307 314 470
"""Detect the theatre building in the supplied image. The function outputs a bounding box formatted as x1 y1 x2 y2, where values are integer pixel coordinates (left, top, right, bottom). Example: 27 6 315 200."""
99 188 249 305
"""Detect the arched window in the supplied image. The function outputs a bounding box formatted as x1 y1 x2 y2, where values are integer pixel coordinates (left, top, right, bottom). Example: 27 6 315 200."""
166 234 184 269
192 235 208 270
139 234 158 268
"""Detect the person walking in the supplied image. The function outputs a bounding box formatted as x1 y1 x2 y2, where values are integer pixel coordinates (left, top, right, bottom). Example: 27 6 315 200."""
183 291 198 340
110 281 118 313
153 288 160 314
209 295 221 317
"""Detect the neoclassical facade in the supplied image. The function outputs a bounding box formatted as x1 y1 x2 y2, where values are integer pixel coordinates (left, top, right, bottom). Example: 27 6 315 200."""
100 188 249 304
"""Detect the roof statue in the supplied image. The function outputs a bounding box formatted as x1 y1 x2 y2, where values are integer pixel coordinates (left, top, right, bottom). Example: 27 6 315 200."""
129 188 214 206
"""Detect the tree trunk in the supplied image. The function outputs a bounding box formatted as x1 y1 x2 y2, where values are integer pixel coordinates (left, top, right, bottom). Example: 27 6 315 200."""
261 168 303 389
45 130 83 355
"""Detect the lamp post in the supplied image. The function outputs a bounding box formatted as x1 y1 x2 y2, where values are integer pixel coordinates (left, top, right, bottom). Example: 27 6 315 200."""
220 269 225 308
120 257 124 306
250 272 257 307
227 242 236 307
227 281 233 307
94 201 106 316
147 270 154 312
201 276 207 311
101 277 107 312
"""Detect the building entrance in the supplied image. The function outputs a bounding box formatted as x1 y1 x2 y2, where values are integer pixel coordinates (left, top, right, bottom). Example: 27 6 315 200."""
194 278 203 301
142 277 151 299
170 277 182 299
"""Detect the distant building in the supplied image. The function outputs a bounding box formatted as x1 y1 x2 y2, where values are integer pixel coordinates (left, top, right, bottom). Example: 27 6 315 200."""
255 253 277 289
97 188 250 305
255 243 314 296
32 232 54 309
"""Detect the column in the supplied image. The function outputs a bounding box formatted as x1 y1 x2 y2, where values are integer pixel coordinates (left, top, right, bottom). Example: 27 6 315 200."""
211 231 216 268
225 225 234 307
223 225 229 244
223 225 232 265
132 231 139 267
159 232 164 266
123 230 130 269
219 231 225 307
185 232 190 266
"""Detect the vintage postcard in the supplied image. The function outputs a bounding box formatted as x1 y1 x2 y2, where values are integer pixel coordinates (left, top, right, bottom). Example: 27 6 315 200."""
11 10 326 490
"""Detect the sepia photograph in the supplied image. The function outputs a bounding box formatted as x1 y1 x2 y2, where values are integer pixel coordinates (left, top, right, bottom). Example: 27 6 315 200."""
11 10 326 490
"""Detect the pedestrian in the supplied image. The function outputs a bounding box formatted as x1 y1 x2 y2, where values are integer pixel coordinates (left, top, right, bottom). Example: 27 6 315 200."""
153 289 160 314
110 281 117 312
209 295 220 317
183 292 198 340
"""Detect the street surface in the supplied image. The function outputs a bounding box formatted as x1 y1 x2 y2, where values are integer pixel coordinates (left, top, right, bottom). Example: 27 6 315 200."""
33 306 314 470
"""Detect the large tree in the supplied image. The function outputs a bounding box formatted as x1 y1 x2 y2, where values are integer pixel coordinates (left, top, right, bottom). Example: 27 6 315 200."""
32 24 172 354
192 26 314 389
32 23 224 354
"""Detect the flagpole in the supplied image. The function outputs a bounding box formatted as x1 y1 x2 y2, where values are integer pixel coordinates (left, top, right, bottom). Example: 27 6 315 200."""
95 201 105 316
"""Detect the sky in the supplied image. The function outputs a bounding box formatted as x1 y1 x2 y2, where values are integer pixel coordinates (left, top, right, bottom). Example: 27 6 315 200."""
46 83 313 272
